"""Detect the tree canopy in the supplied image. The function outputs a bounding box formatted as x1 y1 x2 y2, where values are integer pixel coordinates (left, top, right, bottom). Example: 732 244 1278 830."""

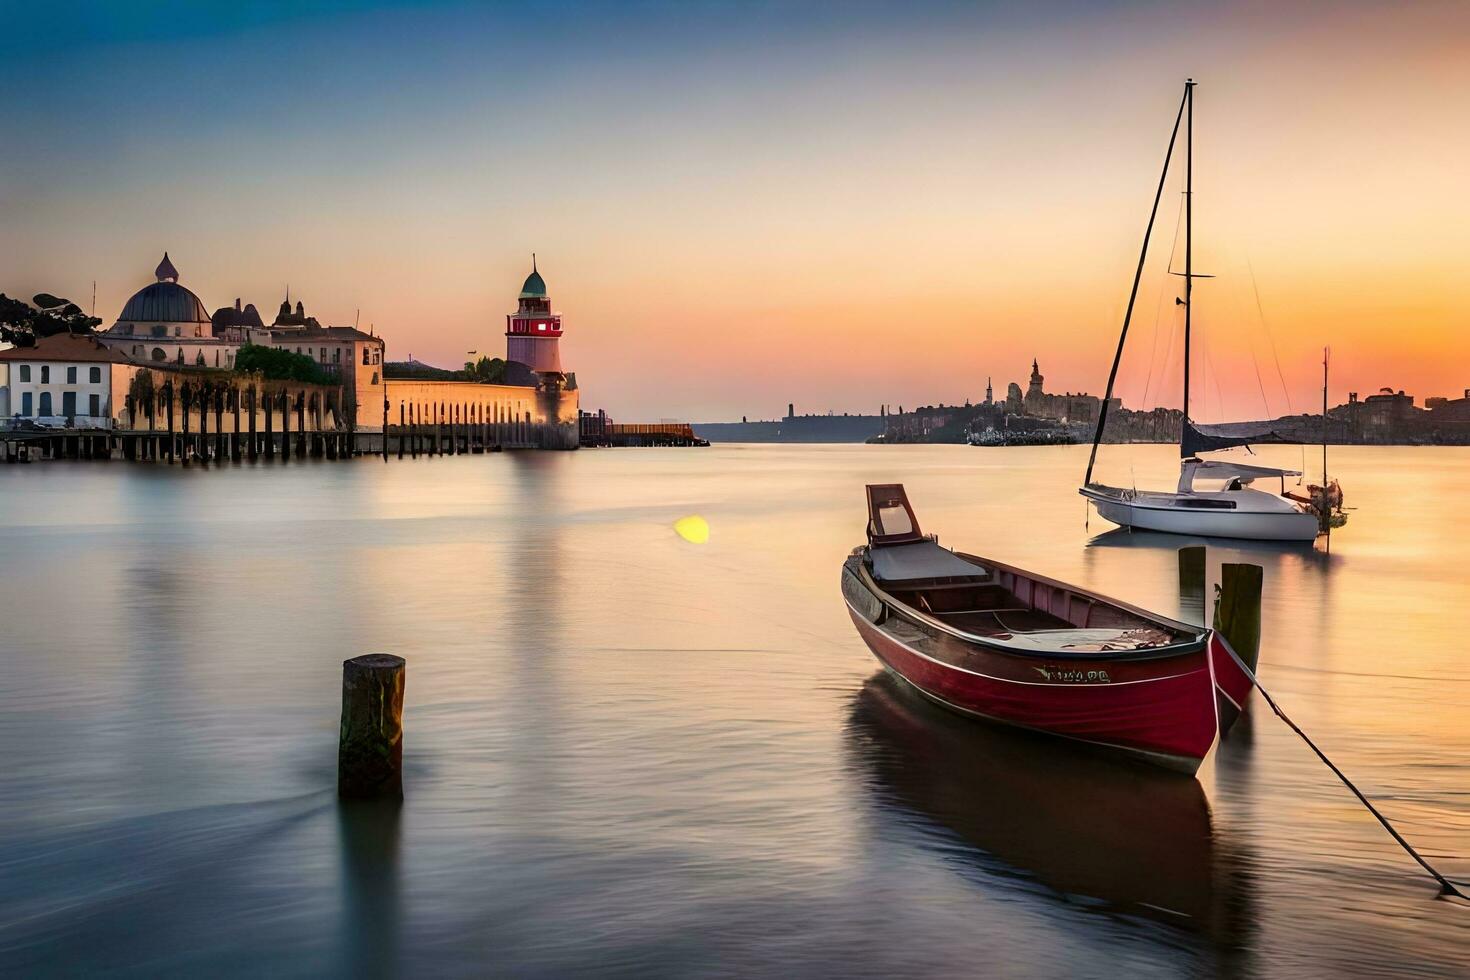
463 356 507 384
383 356 508 383
0 292 102 346
234 344 335 384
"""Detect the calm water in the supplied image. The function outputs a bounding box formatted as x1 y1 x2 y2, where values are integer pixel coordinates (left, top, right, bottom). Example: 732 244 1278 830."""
1 444 1467 977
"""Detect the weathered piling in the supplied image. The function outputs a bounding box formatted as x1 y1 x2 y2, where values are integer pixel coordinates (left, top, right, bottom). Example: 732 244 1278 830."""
1214 562 1263 672
295 392 307 458
1213 561 1263 734
338 654 406 800
248 387 258 460
232 389 242 461
281 391 291 461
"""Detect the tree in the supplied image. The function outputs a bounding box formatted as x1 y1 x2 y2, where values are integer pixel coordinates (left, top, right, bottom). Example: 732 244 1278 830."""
234 344 335 384
462 355 506 384
0 292 102 346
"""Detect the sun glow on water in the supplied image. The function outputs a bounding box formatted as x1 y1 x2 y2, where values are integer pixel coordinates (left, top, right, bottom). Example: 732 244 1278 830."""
674 515 709 544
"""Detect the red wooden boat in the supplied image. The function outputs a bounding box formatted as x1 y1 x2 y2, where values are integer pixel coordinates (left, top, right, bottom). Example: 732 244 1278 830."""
841 484 1253 774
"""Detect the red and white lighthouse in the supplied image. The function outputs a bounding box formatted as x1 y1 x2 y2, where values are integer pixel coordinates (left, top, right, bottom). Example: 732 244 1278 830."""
505 256 564 377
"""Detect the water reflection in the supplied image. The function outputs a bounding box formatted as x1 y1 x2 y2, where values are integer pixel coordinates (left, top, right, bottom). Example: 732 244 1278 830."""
846 670 1254 943
336 801 402 977
1085 526 1332 564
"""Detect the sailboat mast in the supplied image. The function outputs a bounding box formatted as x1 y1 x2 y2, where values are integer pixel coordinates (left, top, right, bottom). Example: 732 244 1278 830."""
1182 79 1195 435
1323 347 1330 484
1081 84 1188 487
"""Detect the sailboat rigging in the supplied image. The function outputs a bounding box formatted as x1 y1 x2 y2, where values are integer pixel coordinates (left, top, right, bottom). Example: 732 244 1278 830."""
1080 80 1346 542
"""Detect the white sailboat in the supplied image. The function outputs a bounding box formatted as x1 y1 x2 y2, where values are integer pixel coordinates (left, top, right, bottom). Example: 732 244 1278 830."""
1079 80 1343 543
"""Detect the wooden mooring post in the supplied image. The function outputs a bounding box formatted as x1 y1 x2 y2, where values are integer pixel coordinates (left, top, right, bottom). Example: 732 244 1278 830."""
338 654 406 800
1213 561 1264 735
1214 562 1263 672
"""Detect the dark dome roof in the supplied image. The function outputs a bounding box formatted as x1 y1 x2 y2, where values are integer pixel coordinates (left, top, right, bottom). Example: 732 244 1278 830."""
118 280 210 324
519 268 547 299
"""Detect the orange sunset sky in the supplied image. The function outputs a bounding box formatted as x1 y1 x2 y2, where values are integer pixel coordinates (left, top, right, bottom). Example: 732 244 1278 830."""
3 1 1467 421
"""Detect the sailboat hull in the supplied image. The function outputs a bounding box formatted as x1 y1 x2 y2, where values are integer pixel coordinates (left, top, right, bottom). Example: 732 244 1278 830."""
1083 488 1319 542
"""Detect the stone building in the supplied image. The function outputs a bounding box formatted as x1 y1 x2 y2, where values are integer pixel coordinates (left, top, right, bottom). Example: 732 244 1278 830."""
99 254 241 369
1019 358 1109 424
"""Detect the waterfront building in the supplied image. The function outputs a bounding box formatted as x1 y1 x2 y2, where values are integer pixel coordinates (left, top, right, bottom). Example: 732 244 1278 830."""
1021 358 1110 425
99 254 242 369
505 257 565 380
0 332 133 428
273 326 385 429
380 259 579 448
1 253 580 450
210 293 386 430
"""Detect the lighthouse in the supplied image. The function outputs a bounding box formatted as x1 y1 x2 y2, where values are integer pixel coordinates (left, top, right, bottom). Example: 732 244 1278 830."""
505 255 564 378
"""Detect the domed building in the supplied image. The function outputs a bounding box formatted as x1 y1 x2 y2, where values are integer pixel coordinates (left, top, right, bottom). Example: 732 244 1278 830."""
99 253 242 369
109 253 211 339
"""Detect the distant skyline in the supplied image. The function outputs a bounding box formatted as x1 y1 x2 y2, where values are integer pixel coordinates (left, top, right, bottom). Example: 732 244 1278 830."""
4 1 1467 421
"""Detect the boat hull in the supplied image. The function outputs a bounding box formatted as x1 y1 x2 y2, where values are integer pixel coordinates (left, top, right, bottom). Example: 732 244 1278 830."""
844 603 1219 774
1085 492 1320 542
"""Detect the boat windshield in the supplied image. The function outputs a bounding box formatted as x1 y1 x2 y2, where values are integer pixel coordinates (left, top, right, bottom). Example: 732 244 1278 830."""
874 502 913 537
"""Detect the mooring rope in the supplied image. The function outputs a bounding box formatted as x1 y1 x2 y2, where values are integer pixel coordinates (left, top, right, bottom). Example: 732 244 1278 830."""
1218 638 1467 899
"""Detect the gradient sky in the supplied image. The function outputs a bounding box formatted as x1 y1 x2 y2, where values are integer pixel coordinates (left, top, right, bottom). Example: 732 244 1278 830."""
4 1 1467 421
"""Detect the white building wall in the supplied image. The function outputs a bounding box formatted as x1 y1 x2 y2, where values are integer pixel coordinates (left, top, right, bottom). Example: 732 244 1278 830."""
100 336 239 369
5 359 113 428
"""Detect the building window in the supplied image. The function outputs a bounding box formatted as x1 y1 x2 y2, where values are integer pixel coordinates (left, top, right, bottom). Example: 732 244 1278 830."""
320 347 326 361
363 348 370 365
21 392 32 416
90 366 101 383
196 351 206 366
373 350 380 365
152 348 167 362
18 365 30 382
67 366 77 383
39 392 52 415
62 391 76 417
174 326 182 337
537 323 546 331
40 366 49 383
152 325 167 337
371 371 379 385
89 393 101 417
333 348 341 363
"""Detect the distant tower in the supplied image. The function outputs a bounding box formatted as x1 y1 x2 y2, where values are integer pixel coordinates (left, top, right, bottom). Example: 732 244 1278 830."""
1027 358 1044 398
985 377 993 405
505 255 564 376
788 402 795 420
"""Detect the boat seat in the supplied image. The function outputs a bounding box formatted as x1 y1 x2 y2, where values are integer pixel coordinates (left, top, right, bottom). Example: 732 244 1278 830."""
870 540 989 584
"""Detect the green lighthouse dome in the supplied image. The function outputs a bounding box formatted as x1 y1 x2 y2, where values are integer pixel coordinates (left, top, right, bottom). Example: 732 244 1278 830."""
519 255 547 298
